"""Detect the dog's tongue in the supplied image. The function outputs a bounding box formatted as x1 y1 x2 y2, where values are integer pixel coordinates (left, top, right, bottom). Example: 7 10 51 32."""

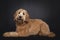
18 20 23 24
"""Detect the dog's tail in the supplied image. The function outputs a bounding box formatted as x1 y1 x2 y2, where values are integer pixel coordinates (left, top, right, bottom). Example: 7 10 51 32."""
48 32 56 37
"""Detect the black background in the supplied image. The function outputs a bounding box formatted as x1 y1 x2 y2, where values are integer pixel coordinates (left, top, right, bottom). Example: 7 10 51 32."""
0 0 60 40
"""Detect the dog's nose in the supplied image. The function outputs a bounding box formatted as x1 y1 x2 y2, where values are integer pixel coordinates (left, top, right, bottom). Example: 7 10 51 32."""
19 16 22 18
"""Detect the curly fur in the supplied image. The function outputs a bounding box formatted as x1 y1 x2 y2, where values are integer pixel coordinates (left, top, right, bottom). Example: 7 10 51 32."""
3 8 55 37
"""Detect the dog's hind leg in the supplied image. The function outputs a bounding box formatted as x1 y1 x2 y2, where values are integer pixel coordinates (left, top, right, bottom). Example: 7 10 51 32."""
3 32 19 37
38 22 55 37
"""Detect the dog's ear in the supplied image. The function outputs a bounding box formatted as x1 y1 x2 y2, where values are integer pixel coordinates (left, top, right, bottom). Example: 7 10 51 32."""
13 11 17 21
23 9 30 22
25 12 30 22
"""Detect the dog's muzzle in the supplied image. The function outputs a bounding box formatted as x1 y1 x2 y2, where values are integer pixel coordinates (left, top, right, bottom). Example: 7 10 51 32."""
15 16 23 24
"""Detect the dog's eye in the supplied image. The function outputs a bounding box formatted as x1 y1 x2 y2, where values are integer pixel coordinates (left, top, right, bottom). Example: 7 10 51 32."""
19 12 20 14
23 13 25 15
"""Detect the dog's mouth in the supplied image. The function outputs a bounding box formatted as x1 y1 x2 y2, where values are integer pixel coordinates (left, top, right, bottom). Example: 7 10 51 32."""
16 18 23 23
15 18 28 25
15 16 28 24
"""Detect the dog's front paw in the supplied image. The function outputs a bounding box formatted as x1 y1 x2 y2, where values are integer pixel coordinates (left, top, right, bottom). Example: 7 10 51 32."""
3 32 10 37
3 32 19 37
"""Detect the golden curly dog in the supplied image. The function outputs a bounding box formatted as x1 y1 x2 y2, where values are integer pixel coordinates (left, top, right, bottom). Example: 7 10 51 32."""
3 8 55 37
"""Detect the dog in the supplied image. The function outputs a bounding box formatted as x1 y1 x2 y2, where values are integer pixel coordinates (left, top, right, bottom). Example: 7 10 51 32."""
3 8 55 37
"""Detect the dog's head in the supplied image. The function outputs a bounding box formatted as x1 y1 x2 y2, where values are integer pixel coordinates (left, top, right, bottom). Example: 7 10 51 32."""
14 8 30 24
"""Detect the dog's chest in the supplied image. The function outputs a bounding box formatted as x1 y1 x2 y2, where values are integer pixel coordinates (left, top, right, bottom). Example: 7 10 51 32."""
16 24 29 32
16 24 30 36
